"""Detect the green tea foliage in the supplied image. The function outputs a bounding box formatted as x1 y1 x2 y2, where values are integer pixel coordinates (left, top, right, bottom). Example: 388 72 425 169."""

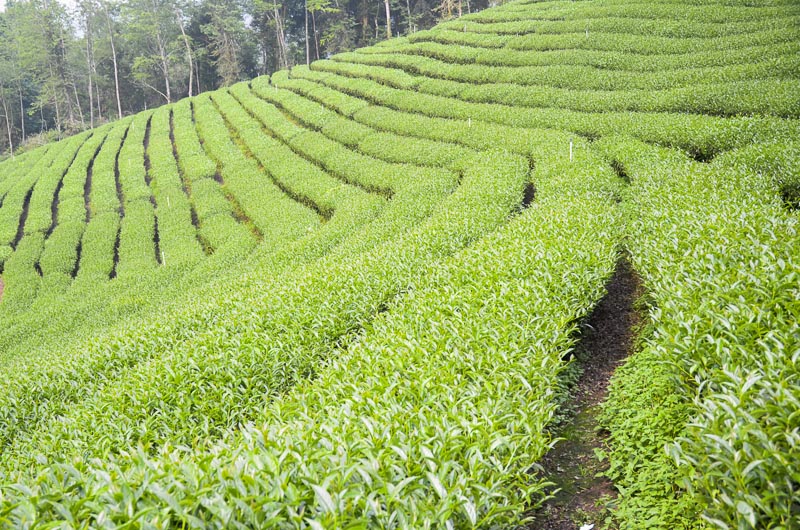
0 0 797 527
598 137 799 529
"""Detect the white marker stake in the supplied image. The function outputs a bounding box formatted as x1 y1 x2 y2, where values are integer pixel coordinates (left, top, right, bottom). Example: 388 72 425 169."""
569 139 573 162
167 196 170 208
468 117 471 128
161 251 166 267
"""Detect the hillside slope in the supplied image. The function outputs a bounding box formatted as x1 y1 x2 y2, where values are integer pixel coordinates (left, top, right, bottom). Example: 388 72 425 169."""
0 0 797 528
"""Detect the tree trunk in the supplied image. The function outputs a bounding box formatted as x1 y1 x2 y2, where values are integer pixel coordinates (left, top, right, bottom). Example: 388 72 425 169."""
384 0 392 38
104 3 123 119
87 38 94 128
150 0 172 103
304 0 310 66
85 13 94 128
273 4 289 70
1 88 13 157
95 79 103 121
176 8 194 97
57 27 76 127
273 9 282 69
53 91 62 137
156 33 172 103
311 10 320 61
17 82 25 142
72 81 86 129
49 64 63 136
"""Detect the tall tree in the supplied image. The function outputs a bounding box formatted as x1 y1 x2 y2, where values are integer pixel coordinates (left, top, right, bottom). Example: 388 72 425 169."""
11 0 78 135
201 0 250 86
100 0 124 119
306 0 337 61
304 0 310 65
175 3 195 97
383 0 391 38
78 0 98 127
1 0 478 157
125 0 179 103
0 79 14 157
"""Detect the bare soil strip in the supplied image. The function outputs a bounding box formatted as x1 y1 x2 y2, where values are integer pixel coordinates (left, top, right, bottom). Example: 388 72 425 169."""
209 94 333 220
168 109 210 254
142 116 162 265
530 257 642 530
11 188 33 250
109 125 131 280
189 100 264 242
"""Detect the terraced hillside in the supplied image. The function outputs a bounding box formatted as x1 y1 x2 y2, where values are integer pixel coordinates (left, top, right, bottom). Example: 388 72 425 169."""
0 0 798 528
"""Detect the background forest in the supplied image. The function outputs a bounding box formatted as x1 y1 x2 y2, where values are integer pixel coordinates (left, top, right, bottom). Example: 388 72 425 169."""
0 0 491 157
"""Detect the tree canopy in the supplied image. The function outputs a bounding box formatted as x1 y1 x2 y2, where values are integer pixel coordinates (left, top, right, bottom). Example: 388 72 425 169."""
0 0 490 156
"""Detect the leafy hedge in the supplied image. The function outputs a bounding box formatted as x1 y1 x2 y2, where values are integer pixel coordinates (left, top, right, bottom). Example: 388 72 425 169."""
0 138 626 528
597 136 799 529
0 0 797 527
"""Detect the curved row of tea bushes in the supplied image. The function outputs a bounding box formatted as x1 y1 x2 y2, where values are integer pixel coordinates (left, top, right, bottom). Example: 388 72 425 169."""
211 89 377 219
406 26 798 55
0 140 625 528
0 147 48 191
87 119 132 216
113 112 159 279
23 131 100 236
356 39 800 73
248 77 373 147
248 81 470 171
0 74 457 470
146 107 205 268
36 128 113 296
437 16 800 38
237 81 468 180
288 67 800 159
170 100 255 254
75 212 119 282
437 78 799 118
192 94 321 243
313 59 800 117
0 133 91 313
596 136 799 529
0 140 66 248
74 119 133 284
467 1 798 24
331 50 800 91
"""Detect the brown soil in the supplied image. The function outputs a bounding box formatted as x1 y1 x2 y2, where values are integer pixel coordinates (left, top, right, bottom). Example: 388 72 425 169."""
12 188 33 250
529 257 642 530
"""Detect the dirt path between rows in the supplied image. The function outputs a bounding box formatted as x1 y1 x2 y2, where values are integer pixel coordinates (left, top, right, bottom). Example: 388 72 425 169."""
529 257 642 529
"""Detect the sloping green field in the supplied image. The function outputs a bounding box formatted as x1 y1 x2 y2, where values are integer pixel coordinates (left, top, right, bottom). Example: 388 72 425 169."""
0 0 797 527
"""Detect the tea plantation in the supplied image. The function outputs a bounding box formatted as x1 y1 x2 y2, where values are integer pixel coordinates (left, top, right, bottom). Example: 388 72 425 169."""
0 0 797 527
